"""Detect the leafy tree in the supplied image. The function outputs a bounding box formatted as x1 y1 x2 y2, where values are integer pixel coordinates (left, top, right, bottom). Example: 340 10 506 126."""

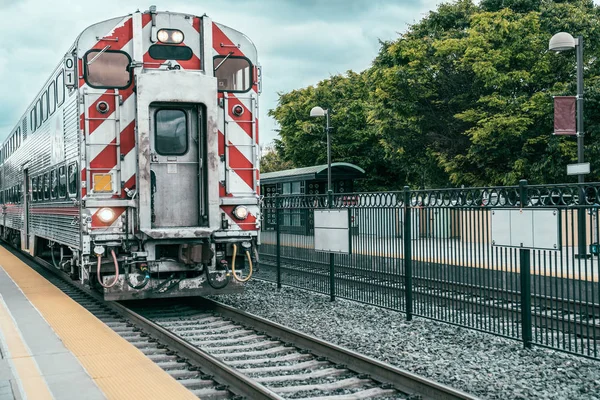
269 0 600 189
260 145 294 173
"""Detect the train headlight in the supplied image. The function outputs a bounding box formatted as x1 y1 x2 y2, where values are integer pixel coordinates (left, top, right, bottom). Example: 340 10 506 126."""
157 29 184 44
232 206 248 220
157 29 170 43
171 30 184 44
97 208 116 223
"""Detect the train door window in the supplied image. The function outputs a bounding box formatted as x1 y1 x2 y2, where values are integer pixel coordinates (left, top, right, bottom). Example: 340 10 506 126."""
84 50 132 89
67 162 78 197
43 173 50 200
56 72 65 106
50 170 58 199
58 166 67 198
16 185 21 204
213 56 252 92
154 109 188 155
32 177 37 202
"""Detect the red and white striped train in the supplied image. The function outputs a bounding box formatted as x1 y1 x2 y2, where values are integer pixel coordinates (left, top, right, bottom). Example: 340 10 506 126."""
1 6 261 300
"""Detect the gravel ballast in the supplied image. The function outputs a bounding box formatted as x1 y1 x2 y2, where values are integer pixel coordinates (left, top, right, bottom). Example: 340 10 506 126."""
211 280 600 400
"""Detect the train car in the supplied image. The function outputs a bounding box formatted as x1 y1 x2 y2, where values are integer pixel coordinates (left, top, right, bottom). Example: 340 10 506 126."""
0 6 261 300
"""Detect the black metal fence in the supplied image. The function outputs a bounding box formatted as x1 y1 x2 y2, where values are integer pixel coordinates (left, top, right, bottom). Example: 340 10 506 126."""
257 180 600 359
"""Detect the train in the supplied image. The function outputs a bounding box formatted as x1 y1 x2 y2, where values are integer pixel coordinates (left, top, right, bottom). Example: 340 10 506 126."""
0 6 261 300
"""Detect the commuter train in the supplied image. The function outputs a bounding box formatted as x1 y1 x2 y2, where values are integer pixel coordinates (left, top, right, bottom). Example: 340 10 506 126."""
0 6 261 300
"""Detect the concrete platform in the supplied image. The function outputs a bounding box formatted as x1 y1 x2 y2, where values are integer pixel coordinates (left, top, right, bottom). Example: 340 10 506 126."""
0 245 198 400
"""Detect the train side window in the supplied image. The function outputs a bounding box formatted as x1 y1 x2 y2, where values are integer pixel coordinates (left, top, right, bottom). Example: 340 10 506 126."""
16 128 20 148
17 185 21 204
58 166 67 198
155 109 188 155
49 81 56 115
83 50 132 89
56 72 65 106
67 162 78 196
37 176 43 200
32 177 37 202
50 170 58 199
36 98 43 128
30 107 36 133
43 90 49 122
43 173 50 200
213 56 252 92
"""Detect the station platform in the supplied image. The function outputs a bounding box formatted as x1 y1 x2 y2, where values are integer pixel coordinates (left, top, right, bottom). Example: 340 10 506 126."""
0 246 198 400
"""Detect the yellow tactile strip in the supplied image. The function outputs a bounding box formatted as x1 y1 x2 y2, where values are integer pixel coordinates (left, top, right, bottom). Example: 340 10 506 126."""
0 246 198 400
0 296 53 400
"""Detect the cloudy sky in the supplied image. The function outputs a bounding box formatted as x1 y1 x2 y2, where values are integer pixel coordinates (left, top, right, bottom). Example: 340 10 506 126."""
0 0 442 146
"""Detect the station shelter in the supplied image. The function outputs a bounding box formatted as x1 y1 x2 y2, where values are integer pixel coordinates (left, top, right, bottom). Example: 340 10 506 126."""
260 163 365 235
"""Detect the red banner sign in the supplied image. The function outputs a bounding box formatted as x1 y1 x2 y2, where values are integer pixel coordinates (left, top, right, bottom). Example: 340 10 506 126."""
554 96 576 135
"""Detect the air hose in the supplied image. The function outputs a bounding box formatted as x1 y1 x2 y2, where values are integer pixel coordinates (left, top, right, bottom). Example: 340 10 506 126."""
230 244 253 283
125 263 150 290
96 249 120 288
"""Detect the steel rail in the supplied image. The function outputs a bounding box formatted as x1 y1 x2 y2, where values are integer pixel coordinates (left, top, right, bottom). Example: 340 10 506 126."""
15 250 284 400
198 297 479 400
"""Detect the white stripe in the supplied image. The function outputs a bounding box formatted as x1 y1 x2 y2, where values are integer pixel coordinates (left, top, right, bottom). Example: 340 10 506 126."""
88 95 136 162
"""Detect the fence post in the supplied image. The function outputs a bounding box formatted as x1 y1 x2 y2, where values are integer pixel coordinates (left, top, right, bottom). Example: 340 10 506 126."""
275 193 281 290
328 190 335 302
519 179 532 348
403 186 413 321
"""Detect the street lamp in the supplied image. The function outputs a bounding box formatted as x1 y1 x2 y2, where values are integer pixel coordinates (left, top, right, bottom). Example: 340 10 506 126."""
549 32 588 257
310 106 332 192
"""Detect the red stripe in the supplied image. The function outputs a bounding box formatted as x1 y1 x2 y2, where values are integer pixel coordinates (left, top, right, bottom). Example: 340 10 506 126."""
212 24 245 57
91 207 125 228
81 168 87 198
221 206 257 231
93 17 133 50
193 17 201 33
87 86 134 135
30 207 79 216
142 12 152 27
218 130 225 156
227 93 253 138
227 140 254 190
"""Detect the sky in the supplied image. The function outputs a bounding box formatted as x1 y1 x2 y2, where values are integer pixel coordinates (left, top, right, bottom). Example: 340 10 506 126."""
0 0 443 147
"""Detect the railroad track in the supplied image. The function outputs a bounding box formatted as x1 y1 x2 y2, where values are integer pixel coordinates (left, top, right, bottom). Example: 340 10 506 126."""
9 246 477 400
130 299 478 400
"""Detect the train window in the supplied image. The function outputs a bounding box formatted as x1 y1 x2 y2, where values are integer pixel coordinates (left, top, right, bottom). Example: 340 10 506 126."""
37 176 43 200
154 109 188 155
16 127 20 148
30 107 36 133
48 82 56 115
84 50 132 89
22 118 28 142
43 173 50 200
213 56 252 92
50 170 58 199
32 177 37 202
16 185 21 204
43 91 49 122
56 72 65 106
36 98 43 128
148 45 193 61
58 166 67 198
68 162 78 196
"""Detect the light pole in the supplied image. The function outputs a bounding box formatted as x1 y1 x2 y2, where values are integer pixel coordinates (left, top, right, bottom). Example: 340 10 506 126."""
310 106 332 192
549 32 588 257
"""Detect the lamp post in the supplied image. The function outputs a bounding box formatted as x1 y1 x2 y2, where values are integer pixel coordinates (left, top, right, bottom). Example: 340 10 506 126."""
549 32 587 257
309 106 332 192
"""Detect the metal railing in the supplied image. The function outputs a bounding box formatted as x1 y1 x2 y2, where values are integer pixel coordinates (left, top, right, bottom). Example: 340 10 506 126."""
258 180 600 359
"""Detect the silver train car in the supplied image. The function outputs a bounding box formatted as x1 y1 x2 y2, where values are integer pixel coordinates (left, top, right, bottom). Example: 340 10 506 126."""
0 6 261 300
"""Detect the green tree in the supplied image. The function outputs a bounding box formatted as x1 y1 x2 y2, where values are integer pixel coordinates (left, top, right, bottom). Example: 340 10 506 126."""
259 145 293 173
